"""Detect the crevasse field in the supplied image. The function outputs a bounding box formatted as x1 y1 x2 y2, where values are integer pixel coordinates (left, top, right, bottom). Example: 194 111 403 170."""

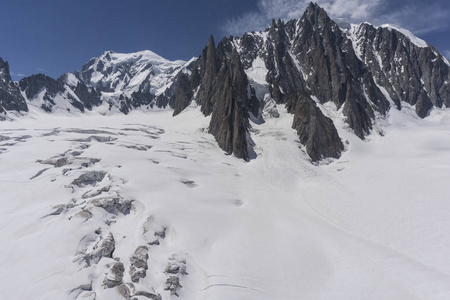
1 104 450 300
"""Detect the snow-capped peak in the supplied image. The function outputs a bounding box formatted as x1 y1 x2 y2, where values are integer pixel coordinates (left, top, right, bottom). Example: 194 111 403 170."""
379 24 428 48
99 50 186 67
76 49 190 104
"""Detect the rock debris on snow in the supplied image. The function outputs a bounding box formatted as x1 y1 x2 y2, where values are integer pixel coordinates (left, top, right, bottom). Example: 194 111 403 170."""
129 246 149 283
104 261 125 288
71 171 107 187
90 196 133 215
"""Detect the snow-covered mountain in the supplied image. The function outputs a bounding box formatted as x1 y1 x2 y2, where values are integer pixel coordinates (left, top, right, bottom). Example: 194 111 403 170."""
2 3 449 162
19 73 88 113
348 22 450 117
171 3 450 161
6 50 194 116
61 50 195 114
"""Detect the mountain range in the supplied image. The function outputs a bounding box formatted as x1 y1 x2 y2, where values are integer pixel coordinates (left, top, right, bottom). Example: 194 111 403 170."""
1 2 449 162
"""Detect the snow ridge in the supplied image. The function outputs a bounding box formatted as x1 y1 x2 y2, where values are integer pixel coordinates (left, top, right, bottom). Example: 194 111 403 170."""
379 24 428 48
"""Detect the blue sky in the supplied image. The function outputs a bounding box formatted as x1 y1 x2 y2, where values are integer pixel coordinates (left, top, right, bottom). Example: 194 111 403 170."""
1 0 449 81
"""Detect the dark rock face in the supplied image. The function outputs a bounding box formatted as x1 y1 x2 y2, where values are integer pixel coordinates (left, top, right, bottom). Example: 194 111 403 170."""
264 19 307 105
196 35 220 116
286 92 344 161
208 50 251 160
350 23 450 117
216 4 389 141
172 6 350 161
20 74 63 100
0 57 28 112
19 74 85 112
174 36 252 160
172 4 386 160
72 82 102 110
172 72 195 116
172 2 449 161
290 5 390 138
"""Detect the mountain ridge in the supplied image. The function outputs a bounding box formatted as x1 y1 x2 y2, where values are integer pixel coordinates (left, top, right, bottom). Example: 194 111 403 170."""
1 2 449 162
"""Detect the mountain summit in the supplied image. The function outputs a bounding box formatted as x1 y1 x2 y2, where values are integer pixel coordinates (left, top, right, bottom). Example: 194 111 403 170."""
1 2 449 162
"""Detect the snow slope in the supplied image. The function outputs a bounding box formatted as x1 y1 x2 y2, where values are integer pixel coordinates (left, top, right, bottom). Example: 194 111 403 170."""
1 105 450 299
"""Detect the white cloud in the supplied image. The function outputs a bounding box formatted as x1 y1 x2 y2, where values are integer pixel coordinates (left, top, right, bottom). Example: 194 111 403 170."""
10 72 26 77
444 50 450 60
372 2 450 35
223 11 270 36
222 0 450 36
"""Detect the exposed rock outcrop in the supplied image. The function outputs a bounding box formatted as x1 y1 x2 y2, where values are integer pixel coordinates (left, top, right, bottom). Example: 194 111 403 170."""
0 57 28 113
173 37 252 160
19 74 85 112
83 232 115 266
208 49 251 160
91 196 133 215
129 246 149 283
72 81 102 110
104 261 125 288
172 72 195 116
349 22 450 117
213 3 389 142
164 276 182 297
72 171 107 187
196 35 220 116
292 4 391 138
286 92 344 161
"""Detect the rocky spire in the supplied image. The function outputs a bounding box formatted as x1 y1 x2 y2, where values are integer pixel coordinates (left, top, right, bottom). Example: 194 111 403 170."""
172 72 193 116
208 49 250 160
205 35 219 78
0 57 28 113
292 2 390 138
196 35 219 115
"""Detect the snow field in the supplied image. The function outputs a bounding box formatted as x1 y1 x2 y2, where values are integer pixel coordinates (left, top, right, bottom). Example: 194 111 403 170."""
1 105 450 299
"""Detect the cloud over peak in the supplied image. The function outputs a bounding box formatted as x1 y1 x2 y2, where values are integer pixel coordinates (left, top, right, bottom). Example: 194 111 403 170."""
222 0 450 37
444 50 450 60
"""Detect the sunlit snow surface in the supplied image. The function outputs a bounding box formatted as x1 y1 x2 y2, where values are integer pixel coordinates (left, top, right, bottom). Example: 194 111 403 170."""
1 105 450 300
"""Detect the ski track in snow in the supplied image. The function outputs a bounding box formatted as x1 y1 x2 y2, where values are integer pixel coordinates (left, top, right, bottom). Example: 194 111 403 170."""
1 107 450 299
